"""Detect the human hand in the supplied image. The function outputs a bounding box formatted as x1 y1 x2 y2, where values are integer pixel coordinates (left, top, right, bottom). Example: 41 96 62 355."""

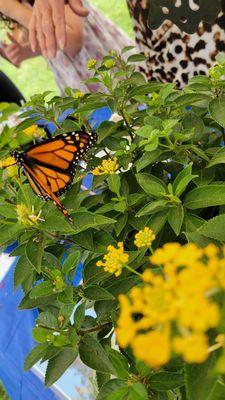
29 0 88 59
0 32 35 67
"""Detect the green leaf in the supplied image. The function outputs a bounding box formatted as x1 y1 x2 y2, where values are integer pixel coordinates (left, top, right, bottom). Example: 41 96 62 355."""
209 95 225 128
198 214 225 242
62 250 80 275
37 311 58 329
184 355 218 400
127 54 146 62
148 211 168 234
136 150 162 172
96 379 127 400
79 334 114 373
107 175 121 197
136 200 167 217
83 285 115 301
25 234 44 273
205 381 225 400
0 203 17 218
45 348 78 387
106 276 140 297
32 327 54 343
108 349 129 379
149 372 184 391
136 173 167 197
168 206 184 236
0 223 22 248
173 163 197 197
114 214 128 236
29 281 55 298
24 343 49 371
73 302 86 330
182 112 205 141
207 147 225 168
185 185 225 209
14 256 33 290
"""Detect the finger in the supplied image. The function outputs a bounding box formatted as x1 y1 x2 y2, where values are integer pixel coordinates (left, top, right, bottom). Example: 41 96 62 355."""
29 13 38 52
69 0 89 17
35 9 48 58
6 32 19 44
42 6 57 58
52 0 66 50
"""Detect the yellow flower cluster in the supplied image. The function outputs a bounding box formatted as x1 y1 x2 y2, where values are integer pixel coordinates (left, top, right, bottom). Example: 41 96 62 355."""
24 125 45 139
97 242 129 277
87 58 97 70
104 59 115 69
73 91 85 99
16 204 44 226
134 227 156 248
92 157 119 176
116 243 225 368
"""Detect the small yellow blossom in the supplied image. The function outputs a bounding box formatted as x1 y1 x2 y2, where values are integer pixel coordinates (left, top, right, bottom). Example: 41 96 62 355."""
92 157 119 176
97 242 129 277
87 58 97 70
6 165 19 178
132 329 171 368
73 91 85 99
24 125 45 139
16 204 44 226
173 333 209 363
0 157 16 168
134 227 156 248
104 59 115 69
0 157 18 178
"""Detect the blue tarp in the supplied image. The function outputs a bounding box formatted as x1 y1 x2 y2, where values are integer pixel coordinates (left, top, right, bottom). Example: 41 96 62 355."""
0 107 111 399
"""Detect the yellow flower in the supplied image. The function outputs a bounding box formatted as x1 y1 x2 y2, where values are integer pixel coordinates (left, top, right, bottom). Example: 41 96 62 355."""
132 329 171 368
73 91 85 99
0 157 16 168
104 59 115 69
24 125 45 139
92 157 119 176
134 227 156 248
173 333 209 363
116 294 137 347
0 157 18 178
116 242 225 367
87 58 97 70
96 242 129 277
16 204 44 226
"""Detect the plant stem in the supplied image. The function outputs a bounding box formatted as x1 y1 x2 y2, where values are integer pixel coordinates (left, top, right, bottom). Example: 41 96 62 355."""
77 322 112 335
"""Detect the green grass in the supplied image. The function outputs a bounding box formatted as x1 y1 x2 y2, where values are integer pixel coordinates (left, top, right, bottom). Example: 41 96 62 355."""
0 1 133 99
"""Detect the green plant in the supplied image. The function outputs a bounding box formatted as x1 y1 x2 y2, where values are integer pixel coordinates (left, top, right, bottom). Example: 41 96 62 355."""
1 50 225 399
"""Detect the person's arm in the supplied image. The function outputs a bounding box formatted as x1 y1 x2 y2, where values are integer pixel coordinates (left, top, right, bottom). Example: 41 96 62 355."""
0 0 31 28
29 0 88 59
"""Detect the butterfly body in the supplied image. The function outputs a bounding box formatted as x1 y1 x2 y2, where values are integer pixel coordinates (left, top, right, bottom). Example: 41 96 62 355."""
10 129 97 222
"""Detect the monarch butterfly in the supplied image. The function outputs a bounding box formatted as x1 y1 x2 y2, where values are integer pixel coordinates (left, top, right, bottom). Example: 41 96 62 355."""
10 127 97 222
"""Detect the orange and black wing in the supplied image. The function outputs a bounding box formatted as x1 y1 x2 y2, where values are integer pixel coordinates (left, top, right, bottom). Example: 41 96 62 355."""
23 163 73 222
25 129 97 197
13 129 97 222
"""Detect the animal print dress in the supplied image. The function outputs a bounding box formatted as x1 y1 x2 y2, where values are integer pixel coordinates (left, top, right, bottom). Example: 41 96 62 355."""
127 0 225 87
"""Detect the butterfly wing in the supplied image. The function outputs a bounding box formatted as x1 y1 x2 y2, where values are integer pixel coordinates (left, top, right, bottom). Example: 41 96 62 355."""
23 163 73 222
13 129 97 222
25 129 96 196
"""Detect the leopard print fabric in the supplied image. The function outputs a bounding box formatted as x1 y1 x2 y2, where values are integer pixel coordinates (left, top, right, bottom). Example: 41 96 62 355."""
126 0 225 87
